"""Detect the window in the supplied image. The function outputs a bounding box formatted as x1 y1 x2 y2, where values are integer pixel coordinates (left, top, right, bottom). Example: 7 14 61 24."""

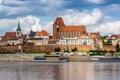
17 32 19 35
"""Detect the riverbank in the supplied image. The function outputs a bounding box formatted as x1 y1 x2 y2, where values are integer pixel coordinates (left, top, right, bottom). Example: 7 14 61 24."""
0 54 92 62
0 54 36 61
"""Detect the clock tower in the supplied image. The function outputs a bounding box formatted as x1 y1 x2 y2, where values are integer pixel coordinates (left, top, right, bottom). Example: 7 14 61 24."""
53 17 65 35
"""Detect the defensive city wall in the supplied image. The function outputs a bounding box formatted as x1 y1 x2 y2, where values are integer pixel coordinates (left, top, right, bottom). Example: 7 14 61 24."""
0 45 92 53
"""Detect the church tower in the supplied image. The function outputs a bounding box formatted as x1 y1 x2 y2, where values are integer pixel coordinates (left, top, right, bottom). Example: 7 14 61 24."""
16 22 22 37
53 17 65 38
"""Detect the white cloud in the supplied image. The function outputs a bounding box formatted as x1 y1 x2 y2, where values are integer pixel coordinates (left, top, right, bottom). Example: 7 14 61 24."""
104 4 120 13
62 8 102 26
31 18 41 32
2 0 26 5
0 18 17 30
43 22 53 34
93 21 120 35
0 15 42 35
0 0 65 17
19 15 41 32
59 8 120 35
87 0 105 4
0 0 2 4
0 4 30 16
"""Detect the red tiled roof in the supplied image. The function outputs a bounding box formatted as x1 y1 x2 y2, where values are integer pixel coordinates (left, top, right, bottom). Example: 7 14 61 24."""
22 34 27 38
54 17 65 26
88 32 100 38
5 32 16 37
36 30 49 36
1 32 19 41
111 34 120 39
59 26 86 32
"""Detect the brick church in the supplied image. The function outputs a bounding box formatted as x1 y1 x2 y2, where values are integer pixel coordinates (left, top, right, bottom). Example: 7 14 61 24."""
53 17 87 39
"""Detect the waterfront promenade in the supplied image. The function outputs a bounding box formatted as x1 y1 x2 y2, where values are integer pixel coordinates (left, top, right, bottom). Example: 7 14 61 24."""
0 53 91 62
0 54 40 61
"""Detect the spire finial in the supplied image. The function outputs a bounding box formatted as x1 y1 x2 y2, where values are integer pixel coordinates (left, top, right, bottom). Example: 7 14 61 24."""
16 21 21 31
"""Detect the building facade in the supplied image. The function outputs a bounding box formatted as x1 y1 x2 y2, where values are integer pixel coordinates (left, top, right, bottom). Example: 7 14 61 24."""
27 30 49 45
49 17 101 49
0 22 26 46
53 17 87 39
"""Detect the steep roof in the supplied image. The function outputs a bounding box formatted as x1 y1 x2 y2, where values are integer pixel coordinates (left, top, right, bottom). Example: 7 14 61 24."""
111 34 120 39
16 22 21 31
59 26 86 32
53 17 65 26
4 32 16 37
2 32 19 41
36 30 49 36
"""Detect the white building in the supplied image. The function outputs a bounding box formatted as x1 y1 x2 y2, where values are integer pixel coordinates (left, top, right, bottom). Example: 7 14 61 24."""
57 35 96 49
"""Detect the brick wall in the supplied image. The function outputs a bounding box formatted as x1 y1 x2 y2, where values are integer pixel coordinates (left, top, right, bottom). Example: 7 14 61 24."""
0 46 18 53
103 45 116 51
0 45 92 53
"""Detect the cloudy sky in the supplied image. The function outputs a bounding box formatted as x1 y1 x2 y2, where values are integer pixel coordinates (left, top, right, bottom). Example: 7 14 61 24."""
0 0 120 35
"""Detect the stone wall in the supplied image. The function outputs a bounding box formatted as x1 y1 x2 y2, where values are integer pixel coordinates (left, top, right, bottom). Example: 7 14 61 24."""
0 45 116 53
23 45 92 52
0 46 18 53
0 45 92 53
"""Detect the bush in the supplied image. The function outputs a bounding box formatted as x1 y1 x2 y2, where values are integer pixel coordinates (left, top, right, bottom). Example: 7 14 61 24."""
54 47 61 52
89 50 108 55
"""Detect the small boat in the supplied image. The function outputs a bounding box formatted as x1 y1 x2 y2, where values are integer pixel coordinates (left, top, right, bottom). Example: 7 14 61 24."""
98 56 120 62
34 55 69 62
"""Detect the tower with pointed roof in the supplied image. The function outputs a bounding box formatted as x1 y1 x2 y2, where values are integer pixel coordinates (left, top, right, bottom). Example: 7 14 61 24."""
53 17 65 34
16 22 22 37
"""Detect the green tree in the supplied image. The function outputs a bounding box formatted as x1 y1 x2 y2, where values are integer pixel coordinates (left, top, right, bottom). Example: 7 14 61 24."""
116 43 120 52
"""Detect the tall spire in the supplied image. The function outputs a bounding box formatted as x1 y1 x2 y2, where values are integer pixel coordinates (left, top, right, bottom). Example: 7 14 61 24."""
16 21 21 31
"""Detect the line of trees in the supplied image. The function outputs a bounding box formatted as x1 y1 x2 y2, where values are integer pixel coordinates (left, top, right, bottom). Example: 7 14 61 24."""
89 50 115 56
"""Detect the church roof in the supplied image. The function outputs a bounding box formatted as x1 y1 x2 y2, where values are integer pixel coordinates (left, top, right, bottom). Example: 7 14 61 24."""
16 22 21 31
59 26 86 32
53 17 65 26
1 32 19 41
5 32 16 37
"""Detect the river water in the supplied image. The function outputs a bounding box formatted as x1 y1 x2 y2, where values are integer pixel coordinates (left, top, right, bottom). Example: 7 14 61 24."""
0 62 120 80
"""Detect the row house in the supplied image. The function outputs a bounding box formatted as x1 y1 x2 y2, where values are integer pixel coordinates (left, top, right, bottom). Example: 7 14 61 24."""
110 34 120 46
27 30 49 45
56 35 95 49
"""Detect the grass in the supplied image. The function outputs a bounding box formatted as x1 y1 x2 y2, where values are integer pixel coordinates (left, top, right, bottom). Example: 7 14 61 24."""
114 52 120 56
0 52 16 54
24 52 51 54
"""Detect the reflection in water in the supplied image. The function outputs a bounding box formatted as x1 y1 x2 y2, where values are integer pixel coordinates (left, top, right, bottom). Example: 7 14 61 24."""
0 62 120 80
